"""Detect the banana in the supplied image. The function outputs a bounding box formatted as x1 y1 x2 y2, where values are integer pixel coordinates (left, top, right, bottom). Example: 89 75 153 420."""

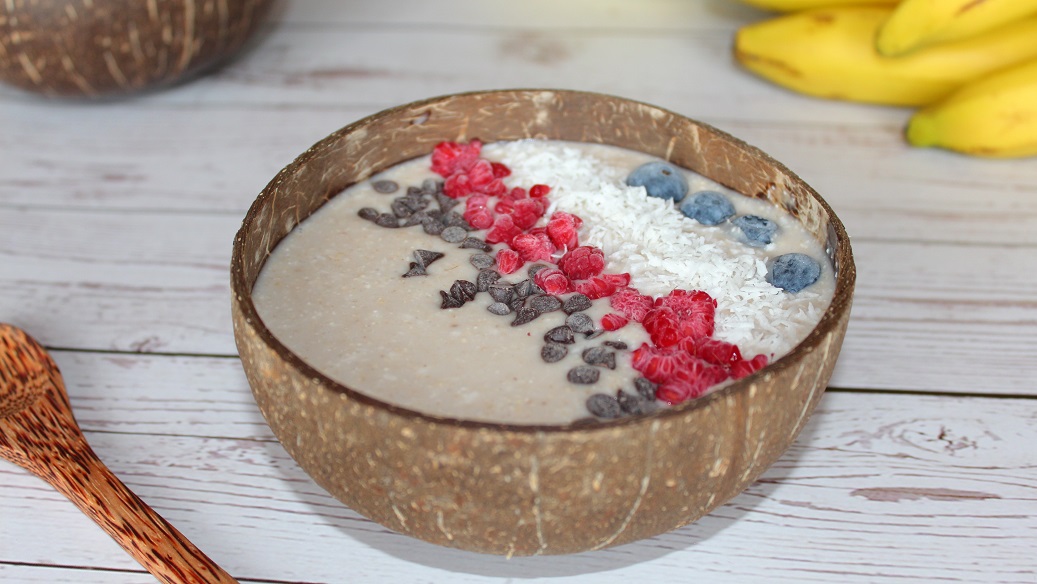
877 0 1037 57
907 59 1037 158
734 6 1037 106
737 0 896 12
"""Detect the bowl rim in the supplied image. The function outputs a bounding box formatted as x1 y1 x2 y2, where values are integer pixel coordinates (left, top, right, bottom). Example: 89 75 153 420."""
231 88 856 434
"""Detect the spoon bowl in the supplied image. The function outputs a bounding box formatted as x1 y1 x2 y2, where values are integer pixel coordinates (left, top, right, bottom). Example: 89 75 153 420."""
0 323 238 584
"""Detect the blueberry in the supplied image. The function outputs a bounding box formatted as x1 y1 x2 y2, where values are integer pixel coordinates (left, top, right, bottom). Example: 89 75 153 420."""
768 253 821 293
625 161 689 202
732 215 778 247
679 191 735 225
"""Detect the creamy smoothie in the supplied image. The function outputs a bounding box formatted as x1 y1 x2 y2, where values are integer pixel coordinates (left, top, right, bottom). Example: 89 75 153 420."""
252 140 835 425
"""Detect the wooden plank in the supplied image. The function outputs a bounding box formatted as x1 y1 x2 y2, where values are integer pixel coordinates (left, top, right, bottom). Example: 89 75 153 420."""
2 391 1034 582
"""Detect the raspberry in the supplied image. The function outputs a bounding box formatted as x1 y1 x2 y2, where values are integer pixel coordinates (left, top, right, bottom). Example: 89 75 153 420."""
509 186 527 199
642 307 681 348
529 184 551 198
545 211 582 250
494 199 514 214
610 287 654 322
631 344 681 384
431 140 482 177
558 246 605 280
602 272 631 288
731 354 768 379
463 206 494 230
466 160 507 196
601 313 629 331
575 276 617 300
490 162 511 178
656 289 716 340
655 359 729 405
443 172 474 199
496 249 523 275
510 198 545 230
533 268 572 295
510 232 556 263
485 214 522 244
682 337 742 367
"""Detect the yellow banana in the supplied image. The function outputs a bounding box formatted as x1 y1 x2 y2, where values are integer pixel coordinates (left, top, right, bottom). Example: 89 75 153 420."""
738 0 896 12
734 6 1037 106
907 59 1037 158
877 0 1037 56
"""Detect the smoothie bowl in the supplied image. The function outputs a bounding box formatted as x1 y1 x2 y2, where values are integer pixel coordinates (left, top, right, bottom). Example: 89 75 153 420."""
230 89 855 555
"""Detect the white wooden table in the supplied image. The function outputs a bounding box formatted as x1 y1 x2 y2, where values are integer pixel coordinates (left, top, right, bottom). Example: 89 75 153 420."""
2 1 1035 582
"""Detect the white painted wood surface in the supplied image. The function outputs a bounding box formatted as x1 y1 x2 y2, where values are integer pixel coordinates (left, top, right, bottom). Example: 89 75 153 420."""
1 1 1035 582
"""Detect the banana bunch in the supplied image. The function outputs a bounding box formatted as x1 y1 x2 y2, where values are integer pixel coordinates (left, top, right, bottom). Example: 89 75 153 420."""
734 0 1037 157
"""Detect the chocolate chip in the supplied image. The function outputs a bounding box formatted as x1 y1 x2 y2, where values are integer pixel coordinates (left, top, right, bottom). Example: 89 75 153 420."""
402 211 427 227
414 249 444 269
406 186 423 196
422 217 446 235
488 283 514 304
372 180 399 194
391 199 414 218
586 393 621 418
358 207 380 221
617 389 655 415
399 195 427 212
423 178 443 196
487 302 511 316
582 346 616 369
439 290 464 309
402 262 426 278
514 279 540 299
450 280 477 302
634 377 657 401
528 294 562 315
604 341 628 350
584 329 605 340
544 326 575 345
541 343 568 363
563 294 592 314
509 297 525 313
460 236 492 251
436 192 458 211
567 366 600 385
470 253 495 270
441 226 467 243
375 213 400 228
565 312 594 334
476 269 501 292
511 307 539 327
442 211 470 230
527 263 549 278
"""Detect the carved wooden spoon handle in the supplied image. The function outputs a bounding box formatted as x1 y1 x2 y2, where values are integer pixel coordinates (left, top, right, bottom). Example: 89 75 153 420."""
30 435 239 584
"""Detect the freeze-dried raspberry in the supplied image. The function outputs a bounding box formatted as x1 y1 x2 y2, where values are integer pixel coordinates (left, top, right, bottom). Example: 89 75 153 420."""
601 313 629 331
467 159 506 196
431 140 482 177
485 214 522 245
494 199 514 214
490 162 511 178
510 198 545 230
610 287 654 322
510 232 556 263
496 249 523 275
463 205 494 230
683 337 742 367
546 211 582 250
731 354 769 379
533 268 572 295
558 246 605 280
602 273 631 288
575 276 617 300
630 344 681 384
656 289 716 340
529 184 551 198
642 307 681 348
443 172 474 199
656 359 729 405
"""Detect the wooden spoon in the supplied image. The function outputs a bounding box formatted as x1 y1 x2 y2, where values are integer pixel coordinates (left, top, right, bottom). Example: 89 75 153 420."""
0 323 238 584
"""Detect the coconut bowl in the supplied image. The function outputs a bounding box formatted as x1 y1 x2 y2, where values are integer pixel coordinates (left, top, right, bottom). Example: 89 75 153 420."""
0 0 272 97
230 89 856 556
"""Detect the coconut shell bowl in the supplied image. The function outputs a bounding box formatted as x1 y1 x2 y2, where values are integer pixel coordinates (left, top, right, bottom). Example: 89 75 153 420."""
230 89 856 556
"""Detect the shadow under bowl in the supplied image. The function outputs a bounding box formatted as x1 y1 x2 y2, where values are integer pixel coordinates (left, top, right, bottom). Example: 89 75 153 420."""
230 89 856 556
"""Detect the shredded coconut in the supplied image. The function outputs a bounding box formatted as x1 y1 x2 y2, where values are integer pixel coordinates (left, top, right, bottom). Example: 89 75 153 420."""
485 140 833 359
